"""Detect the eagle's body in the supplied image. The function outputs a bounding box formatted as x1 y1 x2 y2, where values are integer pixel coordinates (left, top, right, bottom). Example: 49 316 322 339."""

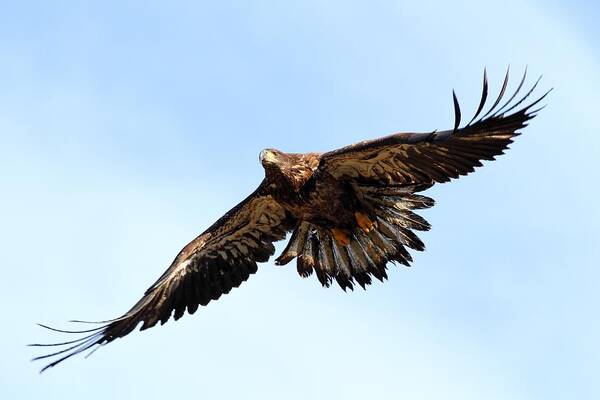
33 69 550 372
262 151 356 230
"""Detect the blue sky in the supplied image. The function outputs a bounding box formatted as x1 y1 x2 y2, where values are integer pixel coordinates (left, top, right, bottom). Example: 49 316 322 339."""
1 1 598 399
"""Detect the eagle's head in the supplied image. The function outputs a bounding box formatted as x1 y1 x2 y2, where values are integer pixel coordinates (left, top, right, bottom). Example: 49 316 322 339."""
259 148 283 168
260 148 290 180
260 148 313 192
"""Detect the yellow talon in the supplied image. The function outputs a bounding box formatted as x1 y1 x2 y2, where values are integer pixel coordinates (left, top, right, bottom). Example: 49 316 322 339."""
355 211 375 233
331 227 351 246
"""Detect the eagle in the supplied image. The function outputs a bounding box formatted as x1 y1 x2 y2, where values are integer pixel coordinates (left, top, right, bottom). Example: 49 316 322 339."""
32 69 550 372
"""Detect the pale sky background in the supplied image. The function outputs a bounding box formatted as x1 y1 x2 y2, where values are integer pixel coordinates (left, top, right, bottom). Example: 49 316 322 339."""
1 1 599 399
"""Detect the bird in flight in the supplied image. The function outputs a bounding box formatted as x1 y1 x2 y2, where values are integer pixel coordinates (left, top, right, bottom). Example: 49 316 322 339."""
32 69 550 372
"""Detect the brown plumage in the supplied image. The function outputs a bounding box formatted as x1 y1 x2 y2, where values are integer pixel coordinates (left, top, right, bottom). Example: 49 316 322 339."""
31 69 550 372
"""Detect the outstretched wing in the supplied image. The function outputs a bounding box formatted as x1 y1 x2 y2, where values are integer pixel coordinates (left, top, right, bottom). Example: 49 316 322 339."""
318 68 551 185
32 182 293 372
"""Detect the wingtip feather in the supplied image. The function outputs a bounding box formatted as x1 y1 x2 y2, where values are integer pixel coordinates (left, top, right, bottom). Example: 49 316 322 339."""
452 90 461 132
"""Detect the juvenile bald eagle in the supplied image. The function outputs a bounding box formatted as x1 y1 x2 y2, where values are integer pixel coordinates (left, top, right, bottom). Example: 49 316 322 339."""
32 69 550 371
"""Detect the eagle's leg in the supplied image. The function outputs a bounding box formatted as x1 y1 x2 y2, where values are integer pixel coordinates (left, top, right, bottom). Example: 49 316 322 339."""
354 211 376 233
330 227 351 246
